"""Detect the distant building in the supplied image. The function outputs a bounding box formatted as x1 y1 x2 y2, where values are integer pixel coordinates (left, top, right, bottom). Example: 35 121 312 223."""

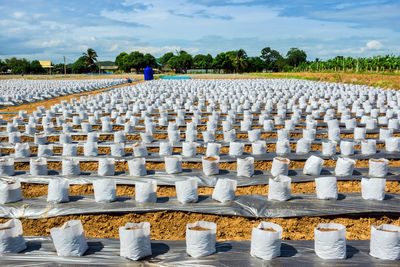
39 61 53 69
100 65 118 73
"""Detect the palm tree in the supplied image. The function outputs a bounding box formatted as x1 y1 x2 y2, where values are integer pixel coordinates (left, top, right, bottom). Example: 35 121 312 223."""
231 49 248 73
82 48 98 72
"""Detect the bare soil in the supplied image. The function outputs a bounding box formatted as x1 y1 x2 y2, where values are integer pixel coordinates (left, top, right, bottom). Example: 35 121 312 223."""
189 226 210 231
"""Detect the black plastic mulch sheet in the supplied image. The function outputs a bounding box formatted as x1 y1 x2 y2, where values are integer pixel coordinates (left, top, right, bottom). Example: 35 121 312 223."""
0 237 396 266
1 167 400 187
1 193 399 219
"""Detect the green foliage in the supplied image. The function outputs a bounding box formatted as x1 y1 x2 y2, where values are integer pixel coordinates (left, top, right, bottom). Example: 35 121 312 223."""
0 59 7 73
193 54 213 73
115 52 128 70
230 49 248 73
128 51 145 73
286 48 307 67
72 56 90 74
81 48 98 72
167 56 181 72
159 52 174 66
6 57 30 74
247 57 265 72
167 51 193 73
115 51 153 73
30 60 45 74
260 47 284 72
144 53 157 68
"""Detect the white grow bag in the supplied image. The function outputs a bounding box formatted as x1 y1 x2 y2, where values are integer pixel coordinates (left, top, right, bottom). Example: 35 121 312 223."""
303 155 324 176
361 178 386 200
268 176 291 201
276 140 290 155
369 158 388 178
119 222 152 260
62 159 80 176
186 221 217 258
206 143 221 157
370 224 400 260
212 178 237 202
0 219 26 253
322 141 337 156
175 178 198 204
128 158 147 176
314 223 346 259
315 177 338 200
385 137 400 153
50 220 88 257
14 143 30 158
335 157 355 176
98 158 115 176
93 179 116 203
250 222 283 260
133 143 148 157
159 142 173 156
83 142 98 156
135 181 157 203
182 142 197 157
202 156 219 176
237 157 255 177
0 158 15 176
229 142 244 156
340 141 354 156
271 157 290 177
0 180 22 204
361 140 376 155
165 156 182 174
111 143 125 157
30 157 48 175
47 178 69 203
252 140 266 155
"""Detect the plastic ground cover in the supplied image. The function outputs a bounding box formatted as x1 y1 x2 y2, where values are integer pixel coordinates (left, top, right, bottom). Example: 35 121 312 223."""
4 150 400 162
1 193 399 219
1 167 400 187
0 237 396 266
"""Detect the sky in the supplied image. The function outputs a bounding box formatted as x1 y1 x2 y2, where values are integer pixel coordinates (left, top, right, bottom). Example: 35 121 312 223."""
0 0 399 63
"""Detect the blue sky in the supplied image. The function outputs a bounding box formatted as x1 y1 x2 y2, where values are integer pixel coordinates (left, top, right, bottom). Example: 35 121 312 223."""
0 0 399 63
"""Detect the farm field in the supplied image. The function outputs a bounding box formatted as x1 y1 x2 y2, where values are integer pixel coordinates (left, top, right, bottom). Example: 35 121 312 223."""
2 71 399 88
0 76 399 264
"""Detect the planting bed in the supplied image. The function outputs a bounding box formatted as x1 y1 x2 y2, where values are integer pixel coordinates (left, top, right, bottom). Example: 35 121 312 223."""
0 78 400 264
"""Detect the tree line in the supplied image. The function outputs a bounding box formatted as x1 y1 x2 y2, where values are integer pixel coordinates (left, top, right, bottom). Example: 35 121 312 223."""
0 58 46 74
116 47 307 73
2 47 400 74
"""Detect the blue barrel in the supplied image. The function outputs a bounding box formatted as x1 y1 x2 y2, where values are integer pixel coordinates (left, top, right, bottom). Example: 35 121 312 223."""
144 66 154 81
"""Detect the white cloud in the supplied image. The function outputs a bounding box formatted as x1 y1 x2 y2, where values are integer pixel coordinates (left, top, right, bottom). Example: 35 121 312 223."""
366 40 383 50
41 40 62 48
130 46 200 56
109 44 119 52
12 12 25 19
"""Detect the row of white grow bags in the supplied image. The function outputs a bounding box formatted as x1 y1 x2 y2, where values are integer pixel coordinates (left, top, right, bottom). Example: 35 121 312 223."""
1 218 399 260
0 174 390 205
